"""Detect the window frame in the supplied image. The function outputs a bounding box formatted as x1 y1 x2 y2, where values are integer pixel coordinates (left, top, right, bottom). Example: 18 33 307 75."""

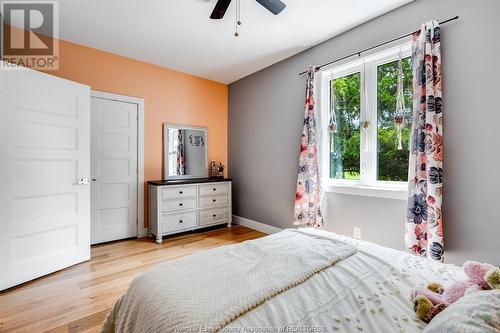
318 42 411 200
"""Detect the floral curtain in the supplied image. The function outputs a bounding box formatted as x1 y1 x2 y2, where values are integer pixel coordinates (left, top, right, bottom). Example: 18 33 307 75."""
175 129 185 175
405 21 444 261
294 66 323 227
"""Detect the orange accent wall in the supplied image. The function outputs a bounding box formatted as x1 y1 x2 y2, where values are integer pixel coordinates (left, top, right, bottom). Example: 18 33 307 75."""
45 39 228 227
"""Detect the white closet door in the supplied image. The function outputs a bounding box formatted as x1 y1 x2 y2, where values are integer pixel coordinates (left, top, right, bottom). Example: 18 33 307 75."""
0 67 91 291
91 97 138 244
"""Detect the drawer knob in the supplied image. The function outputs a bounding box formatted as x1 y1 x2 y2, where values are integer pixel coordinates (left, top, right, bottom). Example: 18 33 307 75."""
213 214 217 218
179 191 183 194
179 203 183 206
212 199 217 202
212 188 216 191
179 220 183 223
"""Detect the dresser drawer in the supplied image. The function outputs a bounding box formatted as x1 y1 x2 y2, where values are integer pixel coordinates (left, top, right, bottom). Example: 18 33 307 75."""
199 195 228 208
199 183 229 196
199 207 229 226
162 198 197 212
163 211 197 232
162 186 197 199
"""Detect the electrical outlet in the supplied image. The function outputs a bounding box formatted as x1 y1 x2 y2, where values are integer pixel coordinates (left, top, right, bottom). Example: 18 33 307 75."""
353 227 361 240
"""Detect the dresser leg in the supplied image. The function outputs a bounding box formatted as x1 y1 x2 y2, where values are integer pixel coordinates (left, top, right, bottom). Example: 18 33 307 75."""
155 235 163 244
227 222 232 227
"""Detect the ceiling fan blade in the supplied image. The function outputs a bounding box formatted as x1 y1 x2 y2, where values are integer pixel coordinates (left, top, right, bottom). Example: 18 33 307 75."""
210 0 232 19
255 0 286 15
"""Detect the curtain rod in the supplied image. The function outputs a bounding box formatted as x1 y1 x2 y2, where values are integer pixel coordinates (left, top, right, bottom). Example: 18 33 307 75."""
298 16 459 76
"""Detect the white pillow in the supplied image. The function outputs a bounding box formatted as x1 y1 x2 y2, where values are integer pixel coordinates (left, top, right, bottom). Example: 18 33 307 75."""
423 290 500 333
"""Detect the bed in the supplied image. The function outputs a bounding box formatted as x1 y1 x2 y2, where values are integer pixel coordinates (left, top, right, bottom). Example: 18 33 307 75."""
101 228 467 333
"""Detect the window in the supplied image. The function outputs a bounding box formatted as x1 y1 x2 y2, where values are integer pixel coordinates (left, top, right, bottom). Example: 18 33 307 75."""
377 58 412 182
330 72 361 180
320 43 412 198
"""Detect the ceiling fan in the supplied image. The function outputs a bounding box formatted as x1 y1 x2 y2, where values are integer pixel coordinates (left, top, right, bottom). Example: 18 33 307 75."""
210 0 286 19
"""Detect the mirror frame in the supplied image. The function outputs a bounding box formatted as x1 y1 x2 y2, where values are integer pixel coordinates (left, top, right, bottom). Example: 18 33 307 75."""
163 123 208 180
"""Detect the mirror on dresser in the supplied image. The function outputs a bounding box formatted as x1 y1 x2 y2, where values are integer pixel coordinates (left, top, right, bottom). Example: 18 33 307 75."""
163 124 208 179
151 123 231 243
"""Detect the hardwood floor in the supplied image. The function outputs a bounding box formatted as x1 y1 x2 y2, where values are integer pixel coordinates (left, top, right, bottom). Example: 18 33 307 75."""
0 226 265 333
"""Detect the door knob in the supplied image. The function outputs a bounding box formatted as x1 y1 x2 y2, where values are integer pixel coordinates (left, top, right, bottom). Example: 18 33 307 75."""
77 178 90 185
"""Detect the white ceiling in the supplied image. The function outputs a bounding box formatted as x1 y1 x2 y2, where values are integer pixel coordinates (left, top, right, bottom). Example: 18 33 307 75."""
56 0 413 83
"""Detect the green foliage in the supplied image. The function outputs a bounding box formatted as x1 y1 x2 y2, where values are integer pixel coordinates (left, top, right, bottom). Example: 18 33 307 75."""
343 132 360 174
377 128 410 181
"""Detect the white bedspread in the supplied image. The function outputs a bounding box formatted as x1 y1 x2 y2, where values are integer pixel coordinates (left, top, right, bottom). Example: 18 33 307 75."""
102 228 465 333
226 229 466 333
102 229 355 333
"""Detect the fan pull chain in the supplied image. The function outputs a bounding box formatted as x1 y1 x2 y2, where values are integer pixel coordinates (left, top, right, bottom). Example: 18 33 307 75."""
235 0 241 37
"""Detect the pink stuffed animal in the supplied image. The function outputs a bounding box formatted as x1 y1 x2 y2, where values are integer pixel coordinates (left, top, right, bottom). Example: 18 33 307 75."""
411 261 500 323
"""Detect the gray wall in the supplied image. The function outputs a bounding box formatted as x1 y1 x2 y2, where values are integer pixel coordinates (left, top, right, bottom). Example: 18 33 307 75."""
229 0 500 265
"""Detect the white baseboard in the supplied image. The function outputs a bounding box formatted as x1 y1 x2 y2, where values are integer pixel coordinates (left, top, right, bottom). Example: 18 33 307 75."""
232 215 282 234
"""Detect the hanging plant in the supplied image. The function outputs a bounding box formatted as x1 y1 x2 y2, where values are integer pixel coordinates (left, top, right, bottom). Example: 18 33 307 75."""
394 51 408 150
361 61 370 152
360 120 370 151
329 119 337 134
329 90 338 154
361 120 370 130
394 114 405 150
329 117 337 155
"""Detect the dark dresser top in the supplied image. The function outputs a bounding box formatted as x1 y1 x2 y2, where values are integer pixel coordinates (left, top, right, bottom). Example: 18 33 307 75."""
147 178 232 186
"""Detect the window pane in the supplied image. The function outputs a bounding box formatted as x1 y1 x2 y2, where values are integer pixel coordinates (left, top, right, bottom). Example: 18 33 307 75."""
377 58 412 181
330 72 361 180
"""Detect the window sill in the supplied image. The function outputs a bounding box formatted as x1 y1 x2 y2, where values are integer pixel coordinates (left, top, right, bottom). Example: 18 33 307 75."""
324 183 408 200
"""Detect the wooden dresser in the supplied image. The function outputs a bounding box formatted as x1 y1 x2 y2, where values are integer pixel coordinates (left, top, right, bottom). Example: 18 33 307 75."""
148 178 232 243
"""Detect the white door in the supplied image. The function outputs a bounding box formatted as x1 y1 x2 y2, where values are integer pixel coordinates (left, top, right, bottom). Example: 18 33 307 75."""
91 97 138 244
0 67 91 291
